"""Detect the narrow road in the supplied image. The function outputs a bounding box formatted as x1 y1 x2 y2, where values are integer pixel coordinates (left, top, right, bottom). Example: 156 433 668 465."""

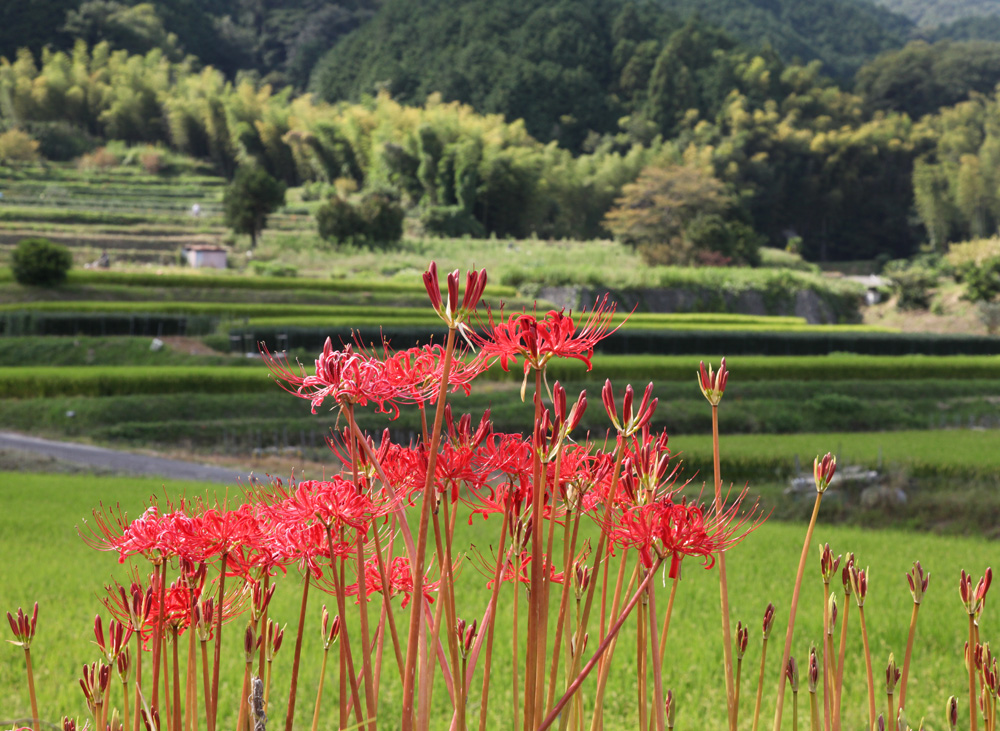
0 431 258 485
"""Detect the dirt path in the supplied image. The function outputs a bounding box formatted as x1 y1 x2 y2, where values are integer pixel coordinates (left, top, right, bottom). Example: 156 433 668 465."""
0 431 260 484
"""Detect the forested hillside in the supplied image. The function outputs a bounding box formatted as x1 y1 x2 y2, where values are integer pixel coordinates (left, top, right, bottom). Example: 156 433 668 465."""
870 0 1000 27
3 0 1000 266
0 0 379 87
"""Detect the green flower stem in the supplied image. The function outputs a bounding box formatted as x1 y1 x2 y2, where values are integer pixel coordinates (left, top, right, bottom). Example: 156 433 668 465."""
773 492 824 731
401 325 457 731
897 602 920 713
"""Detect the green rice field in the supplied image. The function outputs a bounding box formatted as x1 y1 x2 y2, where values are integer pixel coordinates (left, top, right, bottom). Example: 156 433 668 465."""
0 472 994 730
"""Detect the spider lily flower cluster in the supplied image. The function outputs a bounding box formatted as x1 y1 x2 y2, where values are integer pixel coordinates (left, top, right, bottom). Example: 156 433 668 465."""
3 263 992 731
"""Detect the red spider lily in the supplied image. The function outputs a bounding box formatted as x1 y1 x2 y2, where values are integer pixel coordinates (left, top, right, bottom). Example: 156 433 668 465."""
422 262 488 327
620 426 682 504
101 575 154 636
385 342 490 405
471 296 619 376
79 662 110 716
602 381 658 437
6 603 38 649
280 477 388 536
176 504 265 576
960 568 993 618
263 339 405 416
606 490 763 578
266 513 351 577
93 614 132 663
342 554 443 608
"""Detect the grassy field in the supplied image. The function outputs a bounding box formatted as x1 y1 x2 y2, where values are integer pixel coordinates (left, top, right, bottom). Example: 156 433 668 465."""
0 472 993 730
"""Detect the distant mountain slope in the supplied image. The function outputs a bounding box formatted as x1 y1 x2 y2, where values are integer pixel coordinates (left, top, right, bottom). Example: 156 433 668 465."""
659 0 913 78
869 0 1000 28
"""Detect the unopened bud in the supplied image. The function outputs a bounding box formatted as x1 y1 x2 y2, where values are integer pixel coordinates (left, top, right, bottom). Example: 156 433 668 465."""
946 695 958 730
906 561 929 604
736 621 749 660
807 646 819 693
787 656 799 693
762 602 776 640
814 452 836 493
885 652 900 695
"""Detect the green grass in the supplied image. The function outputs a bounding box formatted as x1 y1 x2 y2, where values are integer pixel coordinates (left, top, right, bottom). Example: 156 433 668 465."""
0 471 994 730
668 429 1000 479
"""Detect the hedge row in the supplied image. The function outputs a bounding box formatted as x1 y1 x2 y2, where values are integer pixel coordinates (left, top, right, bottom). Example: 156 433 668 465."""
3 355 1000 398
239 325 1000 357
59 270 518 296
0 300 810 326
0 366 272 398
0 312 217 337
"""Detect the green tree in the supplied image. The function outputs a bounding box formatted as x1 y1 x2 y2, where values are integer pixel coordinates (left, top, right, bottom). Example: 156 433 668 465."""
222 164 286 248
603 162 756 265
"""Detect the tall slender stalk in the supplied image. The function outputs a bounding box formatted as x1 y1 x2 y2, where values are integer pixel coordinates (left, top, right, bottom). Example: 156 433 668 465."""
310 643 333 731
772 493 823 731
171 626 182 731
210 553 227 731
970 615 980 731
858 605 876 731
401 325 457 731
477 500 511 731
524 368 545 731
711 403 737 731
539 558 662 731
833 599 850 731
646 577 666 731
284 569 311 731
898 603 920 713
751 634 770 731
23 647 40 731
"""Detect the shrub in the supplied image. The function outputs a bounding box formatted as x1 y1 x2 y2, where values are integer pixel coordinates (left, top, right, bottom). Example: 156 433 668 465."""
24 122 97 161
961 256 1000 303
0 128 40 164
10 237 73 286
885 263 936 310
76 146 121 170
357 191 404 246
317 192 404 248
978 302 1000 335
316 196 365 243
420 205 486 238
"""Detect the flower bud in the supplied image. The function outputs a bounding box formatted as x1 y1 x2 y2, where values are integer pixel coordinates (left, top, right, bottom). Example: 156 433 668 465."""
665 689 676 729
814 452 837 493
842 553 855 597
762 602 776 640
906 561 929 604
698 358 728 406
946 695 958 730
786 656 799 693
827 594 838 635
875 713 886 731
736 621 749 660
807 646 819 693
820 543 841 584
885 652 900 695
851 565 869 608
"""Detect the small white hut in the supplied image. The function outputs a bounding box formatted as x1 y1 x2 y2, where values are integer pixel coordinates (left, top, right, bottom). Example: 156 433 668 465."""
182 244 228 269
